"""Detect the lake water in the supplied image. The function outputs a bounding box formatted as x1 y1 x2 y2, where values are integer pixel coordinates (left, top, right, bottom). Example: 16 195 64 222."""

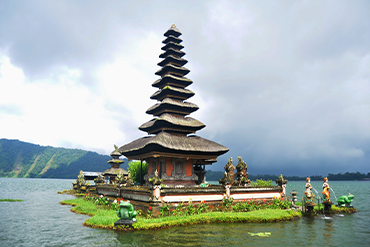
0 178 369 247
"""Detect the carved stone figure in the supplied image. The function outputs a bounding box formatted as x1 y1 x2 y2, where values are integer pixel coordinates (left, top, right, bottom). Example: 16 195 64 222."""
148 169 164 186
219 158 234 186
234 156 250 186
94 173 105 185
225 158 235 183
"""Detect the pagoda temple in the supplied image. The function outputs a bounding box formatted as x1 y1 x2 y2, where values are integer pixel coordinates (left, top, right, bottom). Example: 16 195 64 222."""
118 24 229 186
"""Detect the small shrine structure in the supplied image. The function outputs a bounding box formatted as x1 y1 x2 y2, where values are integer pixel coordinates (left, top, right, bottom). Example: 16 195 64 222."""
118 24 229 186
103 145 128 184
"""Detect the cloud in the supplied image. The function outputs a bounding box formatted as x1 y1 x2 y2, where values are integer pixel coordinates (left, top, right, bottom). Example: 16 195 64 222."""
0 0 369 176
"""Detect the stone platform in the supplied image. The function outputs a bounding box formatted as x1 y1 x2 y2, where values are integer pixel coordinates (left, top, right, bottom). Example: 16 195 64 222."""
95 184 283 215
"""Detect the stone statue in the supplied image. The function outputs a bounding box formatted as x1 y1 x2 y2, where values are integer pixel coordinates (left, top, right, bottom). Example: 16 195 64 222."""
219 158 234 186
275 174 288 187
148 169 163 186
126 171 134 186
234 156 250 186
225 158 235 183
275 174 288 196
77 170 85 186
94 173 105 185
115 170 127 186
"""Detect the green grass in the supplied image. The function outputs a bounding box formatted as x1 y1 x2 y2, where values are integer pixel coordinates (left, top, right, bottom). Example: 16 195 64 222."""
0 199 23 202
60 198 301 231
126 209 301 230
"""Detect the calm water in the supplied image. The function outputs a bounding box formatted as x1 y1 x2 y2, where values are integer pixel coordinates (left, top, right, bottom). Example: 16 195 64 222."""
1 178 369 247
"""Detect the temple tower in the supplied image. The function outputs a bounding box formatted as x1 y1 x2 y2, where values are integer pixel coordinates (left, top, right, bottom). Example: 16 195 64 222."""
118 25 228 186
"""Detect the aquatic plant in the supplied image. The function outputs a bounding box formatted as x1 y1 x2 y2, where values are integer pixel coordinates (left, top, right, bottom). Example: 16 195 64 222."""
0 199 23 202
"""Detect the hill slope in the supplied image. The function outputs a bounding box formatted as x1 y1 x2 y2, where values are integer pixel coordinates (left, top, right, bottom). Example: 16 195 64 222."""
0 139 114 179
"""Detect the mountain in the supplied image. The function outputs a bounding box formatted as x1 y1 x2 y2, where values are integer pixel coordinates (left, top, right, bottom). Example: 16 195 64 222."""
0 138 119 179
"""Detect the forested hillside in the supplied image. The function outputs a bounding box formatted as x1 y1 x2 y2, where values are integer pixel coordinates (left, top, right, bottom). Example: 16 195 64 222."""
205 170 370 181
0 139 113 179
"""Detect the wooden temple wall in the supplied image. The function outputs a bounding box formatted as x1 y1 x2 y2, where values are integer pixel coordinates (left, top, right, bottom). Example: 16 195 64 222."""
166 157 173 177
185 159 193 176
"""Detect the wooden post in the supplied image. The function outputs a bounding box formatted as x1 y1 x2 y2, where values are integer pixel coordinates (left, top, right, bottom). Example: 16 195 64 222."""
140 159 143 185
159 160 162 179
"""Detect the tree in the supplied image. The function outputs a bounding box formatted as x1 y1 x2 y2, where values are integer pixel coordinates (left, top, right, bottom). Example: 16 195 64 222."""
127 160 148 183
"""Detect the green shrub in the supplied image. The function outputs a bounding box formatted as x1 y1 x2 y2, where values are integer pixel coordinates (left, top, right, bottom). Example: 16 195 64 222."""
127 160 148 183
251 179 273 186
160 203 170 216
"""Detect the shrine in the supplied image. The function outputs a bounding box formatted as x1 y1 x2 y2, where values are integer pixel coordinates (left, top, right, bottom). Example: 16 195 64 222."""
90 25 284 214
118 24 229 186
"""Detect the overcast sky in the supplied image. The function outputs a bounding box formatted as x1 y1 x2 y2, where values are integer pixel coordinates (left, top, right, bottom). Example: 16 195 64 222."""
0 0 369 176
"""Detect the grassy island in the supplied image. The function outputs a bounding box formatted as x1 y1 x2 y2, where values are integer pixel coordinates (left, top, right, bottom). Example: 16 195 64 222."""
60 197 301 231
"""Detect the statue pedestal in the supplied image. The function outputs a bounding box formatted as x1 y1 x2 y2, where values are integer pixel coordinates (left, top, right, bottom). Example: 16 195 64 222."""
323 201 333 213
114 218 135 227
304 202 316 216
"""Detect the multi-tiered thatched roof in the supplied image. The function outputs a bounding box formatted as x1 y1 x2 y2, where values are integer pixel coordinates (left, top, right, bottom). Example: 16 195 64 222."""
118 24 228 161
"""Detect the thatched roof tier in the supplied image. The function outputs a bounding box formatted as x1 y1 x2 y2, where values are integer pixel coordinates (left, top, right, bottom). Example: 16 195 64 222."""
118 131 229 160
164 24 181 37
103 167 128 176
150 86 194 101
146 98 199 116
110 149 121 157
161 41 184 51
155 64 190 77
158 55 188 67
107 159 124 165
139 113 205 134
162 35 182 44
159 48 185 59
152 74 192 89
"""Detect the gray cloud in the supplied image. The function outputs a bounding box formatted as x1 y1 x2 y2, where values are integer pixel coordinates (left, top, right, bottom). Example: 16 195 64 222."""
1 0 369 176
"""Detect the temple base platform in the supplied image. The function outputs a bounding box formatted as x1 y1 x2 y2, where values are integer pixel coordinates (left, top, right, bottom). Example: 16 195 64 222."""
95 184 283 216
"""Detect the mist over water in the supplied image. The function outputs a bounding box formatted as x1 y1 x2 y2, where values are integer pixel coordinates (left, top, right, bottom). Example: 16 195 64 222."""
0 178 369 246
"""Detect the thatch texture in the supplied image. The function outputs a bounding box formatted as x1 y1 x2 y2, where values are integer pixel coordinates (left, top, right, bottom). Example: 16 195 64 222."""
103 167 128 176
139 113 205 134
146 98 199 116
152 74 192 89
150 86 194 101
161 42 184 51
164 24 181 37
162 35 182 44
159 48 185 58
157 55 188 67
155 64 190 77
118 131 229 159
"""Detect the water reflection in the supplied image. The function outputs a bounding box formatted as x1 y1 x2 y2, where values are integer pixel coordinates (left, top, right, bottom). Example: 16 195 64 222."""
323 220 334 245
